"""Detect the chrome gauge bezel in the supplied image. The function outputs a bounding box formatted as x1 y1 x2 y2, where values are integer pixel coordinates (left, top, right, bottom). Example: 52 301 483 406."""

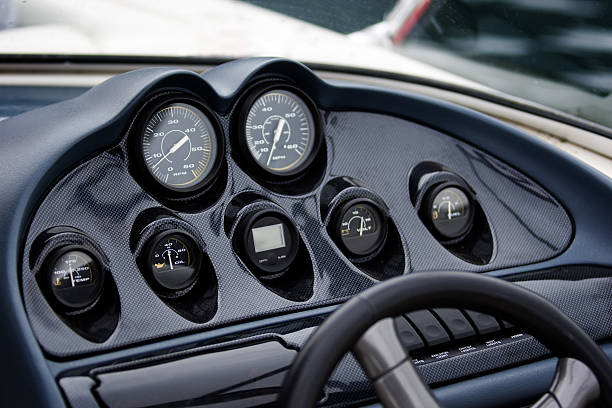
130 91 225 197
235 81 323 180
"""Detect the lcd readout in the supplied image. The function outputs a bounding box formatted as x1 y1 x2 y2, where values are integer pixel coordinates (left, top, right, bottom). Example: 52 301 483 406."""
252 223 286 253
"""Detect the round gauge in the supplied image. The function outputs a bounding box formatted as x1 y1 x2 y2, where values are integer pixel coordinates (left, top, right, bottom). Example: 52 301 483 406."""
427 185 474 240
147 231 201 291
335 199 388 258
141 102 218 191
243 89 316 175
239 209 300 277
46 247 104 310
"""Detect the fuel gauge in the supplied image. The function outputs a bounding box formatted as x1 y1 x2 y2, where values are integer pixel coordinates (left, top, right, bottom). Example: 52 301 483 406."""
335 199 387 258
427 185 474 240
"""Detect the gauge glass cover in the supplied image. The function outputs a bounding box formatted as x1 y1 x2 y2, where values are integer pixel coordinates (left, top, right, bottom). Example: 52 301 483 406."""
337 201 387 257
141 103 217 190
148 232 200 291
48 248 103 309
430 186 473 239
244 89 315 174
242 211 299 276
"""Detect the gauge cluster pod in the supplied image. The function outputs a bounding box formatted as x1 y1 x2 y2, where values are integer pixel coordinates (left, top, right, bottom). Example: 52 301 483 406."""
130 208 219 323
127 91 228 212
29 227 120 343
410 162 494 265
320 177 407 280
230 79 327 195
225 192 314 302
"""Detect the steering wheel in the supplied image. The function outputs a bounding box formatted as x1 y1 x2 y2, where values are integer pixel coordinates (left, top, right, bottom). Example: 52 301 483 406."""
278 272 612 408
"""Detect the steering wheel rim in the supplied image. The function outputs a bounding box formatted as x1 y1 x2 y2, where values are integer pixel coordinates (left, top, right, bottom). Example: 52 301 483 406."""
278 271 612 407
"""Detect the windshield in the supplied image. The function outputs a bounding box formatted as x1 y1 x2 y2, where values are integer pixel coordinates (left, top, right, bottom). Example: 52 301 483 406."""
1 0 610 129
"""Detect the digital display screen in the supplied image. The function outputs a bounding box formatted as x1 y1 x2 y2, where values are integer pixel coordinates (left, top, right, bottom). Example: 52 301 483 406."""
252 223 286 253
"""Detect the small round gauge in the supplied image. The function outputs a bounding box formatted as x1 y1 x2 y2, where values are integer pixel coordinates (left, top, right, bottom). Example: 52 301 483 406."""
335 199 388 258
147 231 201 291
243 89 316 175
46 247 104 310
427 185 474 240
141 102 218 191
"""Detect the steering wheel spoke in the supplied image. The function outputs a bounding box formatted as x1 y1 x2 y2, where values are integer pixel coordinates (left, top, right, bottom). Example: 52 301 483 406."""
279 272 612 408
353 318 440 408
534 358 600 408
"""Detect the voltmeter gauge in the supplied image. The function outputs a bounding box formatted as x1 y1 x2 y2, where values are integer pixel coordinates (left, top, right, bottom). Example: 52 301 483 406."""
426 185 474 240
334 199 388 258
140 102 219 191
146 230 201 291
46 247 104 310
243 88 317 175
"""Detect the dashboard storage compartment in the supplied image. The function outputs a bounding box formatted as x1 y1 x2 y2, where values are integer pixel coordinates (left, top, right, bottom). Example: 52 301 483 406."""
84 341 296 408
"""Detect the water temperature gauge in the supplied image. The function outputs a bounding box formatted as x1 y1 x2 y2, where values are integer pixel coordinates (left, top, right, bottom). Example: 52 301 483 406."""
334 199 388 258
146 230 201 291
45 246 105 310
426 185 474 240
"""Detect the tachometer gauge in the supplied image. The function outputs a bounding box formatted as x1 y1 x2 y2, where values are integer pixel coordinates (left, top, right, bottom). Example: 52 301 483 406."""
243 89 316 175
141 102 218 191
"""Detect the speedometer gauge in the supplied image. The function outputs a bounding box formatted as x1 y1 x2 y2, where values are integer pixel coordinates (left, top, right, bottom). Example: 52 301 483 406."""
141 103 217 191
244 89 316 175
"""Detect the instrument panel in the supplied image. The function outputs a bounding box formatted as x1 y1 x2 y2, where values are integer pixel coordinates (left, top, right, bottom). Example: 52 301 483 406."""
18 60 573 356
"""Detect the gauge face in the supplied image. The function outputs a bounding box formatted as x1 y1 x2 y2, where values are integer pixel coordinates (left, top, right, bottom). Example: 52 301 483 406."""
47 248 104 309
429 186 473 239
141 103 217 190
148 232 200 291
244 89 316 175
243 211 299 276
337 200 387 258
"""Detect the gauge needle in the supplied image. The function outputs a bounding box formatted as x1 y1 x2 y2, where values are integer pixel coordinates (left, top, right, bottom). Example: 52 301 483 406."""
167 251 174 270
448 202 452 220
153 135 189 169
267 118 286 166
68 259 75 287
360 216 365 236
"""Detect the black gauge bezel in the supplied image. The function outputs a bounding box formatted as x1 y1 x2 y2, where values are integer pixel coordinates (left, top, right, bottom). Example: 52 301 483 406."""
237 209 300 278
234 80 324 180
43 245 105 311
129 91 225 196
333 198 389 260
424 182 475 242
144 229 203 295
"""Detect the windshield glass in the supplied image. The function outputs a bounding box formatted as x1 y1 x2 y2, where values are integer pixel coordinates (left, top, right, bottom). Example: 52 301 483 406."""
1 0 610 129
